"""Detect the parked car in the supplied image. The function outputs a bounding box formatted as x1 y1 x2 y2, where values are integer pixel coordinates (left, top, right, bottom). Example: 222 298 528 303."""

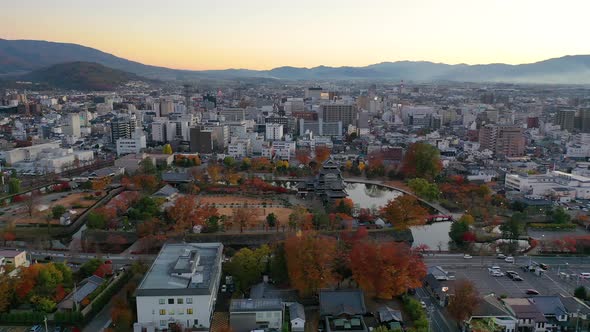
491 270 504 277
506 271 519 279
580 273 590 279
105 260 113 264
497 253 506 259
539 263 549 270
505 256 515 263
221 284 227 292
513 276 524 281
526 289 540 295
420 301 427 309
463 254 473 259
29 326 42 332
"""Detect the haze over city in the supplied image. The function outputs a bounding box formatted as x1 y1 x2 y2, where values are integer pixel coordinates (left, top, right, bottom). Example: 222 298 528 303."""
3 0 590 70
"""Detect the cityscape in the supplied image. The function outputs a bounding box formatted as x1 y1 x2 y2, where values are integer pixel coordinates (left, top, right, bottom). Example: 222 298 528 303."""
1 1 590 332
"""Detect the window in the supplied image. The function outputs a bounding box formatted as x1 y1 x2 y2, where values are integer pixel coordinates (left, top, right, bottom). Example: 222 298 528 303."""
178 309 184 315
187 308 193 315
169 309 175 315
186 298 193 304
160 320 167 326
159 309 166 315
159 299 165 305
168 298 174 304
193 319 199 326
177 298 184 304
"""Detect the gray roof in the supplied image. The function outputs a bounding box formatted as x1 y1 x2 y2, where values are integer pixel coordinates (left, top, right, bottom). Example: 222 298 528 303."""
289 303 306 321
250 282 298 302
471 295 513 318
230 298 283 312
152 184 179 198
319 289 366 316
530 296 568 317
162 172 192 183
136 243 223 297
377 306 403 323
73 275 105 302
559 295 590 315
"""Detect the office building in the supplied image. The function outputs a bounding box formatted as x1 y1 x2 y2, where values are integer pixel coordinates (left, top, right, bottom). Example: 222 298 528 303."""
111 116 133 142
116 130 147 156
556 110 575 132
265 123 284 141
582 109 590 133
321 102 357 127
299 119 343 137
64 113 81 137
189 126 224 154
134 243 223 331
495 126 525 157
160 99 174 116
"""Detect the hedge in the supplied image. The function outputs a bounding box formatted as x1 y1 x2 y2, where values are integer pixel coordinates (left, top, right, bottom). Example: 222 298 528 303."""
54 311 83 324
0 311 45 324
87 270 134 319
528 223 577 230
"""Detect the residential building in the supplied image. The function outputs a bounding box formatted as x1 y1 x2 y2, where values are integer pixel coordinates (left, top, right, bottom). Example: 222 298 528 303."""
466 294 517 332
228 139 252 159
64 112 81 137
299 119 343 137
289 303 306 332
321 102 357 127
503 298 548 332
116 130 147 156
556 110 575 132
0 249 28 269
265 123 284 141
319 289 368 332
229 299 283 332
134 243 223 331
111 116 133 142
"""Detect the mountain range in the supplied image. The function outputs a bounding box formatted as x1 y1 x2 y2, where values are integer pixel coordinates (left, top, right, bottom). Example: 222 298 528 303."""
1 38 590 84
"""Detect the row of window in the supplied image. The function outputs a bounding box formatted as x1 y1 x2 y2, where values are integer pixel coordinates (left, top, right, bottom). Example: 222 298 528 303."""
159 298 192 305
160 319 198 327
158 308 193 315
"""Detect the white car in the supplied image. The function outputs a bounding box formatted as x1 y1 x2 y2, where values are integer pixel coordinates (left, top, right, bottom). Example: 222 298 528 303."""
420 300 427 309
490 270 504 277
505 256 515 263
463 254 473 259
221 285 227 292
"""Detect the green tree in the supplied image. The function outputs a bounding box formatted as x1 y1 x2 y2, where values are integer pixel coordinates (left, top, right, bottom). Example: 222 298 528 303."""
0 274 14 312
79 259 103 279
8 178 21 194
32 297 56 313
550 207 571 224
500 212 525 240
270 243 288 284
408 178 440 201
86 212 106 229
52 205 67 219
449 220 470 244
575 286 587 300
223 156 237 168
162 144 173 154
226 246 271 292
400 142 442 180
266 213 277 228
139 158 157 175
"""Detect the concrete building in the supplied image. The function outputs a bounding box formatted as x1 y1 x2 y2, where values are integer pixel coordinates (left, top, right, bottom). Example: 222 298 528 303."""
265 123 284 141
321 102 357 127
134 243 223 332
284 98 304 115
230 299 283 332
64 113 81 137
160 99 174 116
271 141 296 160
556 110 575 132
189 126 224 154
496 126 525 157
111 116 133 142
228 139 252 159
505 170 590 201
0 249 28 269
117 130 147 156
299 119 343 137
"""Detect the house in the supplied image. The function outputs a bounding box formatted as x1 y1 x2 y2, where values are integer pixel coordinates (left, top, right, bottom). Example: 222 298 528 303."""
134 243 223 332
376 306 403 330
289 303 306 332
466 294 517 332
161 172 192 184
503 298 548 332
59 275 105 310
319 289 368 332
152 185 180 201
529 296 568 331
59 211 73 226
229 298 283 332
0 249 28 269
250 282 298 302
559 295 590 330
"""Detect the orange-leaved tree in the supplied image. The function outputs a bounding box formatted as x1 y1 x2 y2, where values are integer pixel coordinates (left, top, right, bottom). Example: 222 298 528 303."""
447 279 480 322
315 146 331 164
380 195 428 230
285 232 337 296
350 241 426 299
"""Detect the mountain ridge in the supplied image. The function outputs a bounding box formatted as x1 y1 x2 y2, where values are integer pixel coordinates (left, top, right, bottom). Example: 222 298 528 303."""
1 38 590 84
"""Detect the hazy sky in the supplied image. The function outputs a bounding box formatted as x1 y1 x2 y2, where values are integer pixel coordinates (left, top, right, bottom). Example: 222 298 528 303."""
3 0 590 70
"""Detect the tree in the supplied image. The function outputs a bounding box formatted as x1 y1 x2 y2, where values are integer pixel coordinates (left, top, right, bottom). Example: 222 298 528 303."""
232 205 258 233
575 286 587 300
270 243 288 284
449 219 470 245
408 178 440 201
79 259 103 279
315 146 331 164
447 279 480 323
266 213 277 229
139 157 157 174
285 233 337 296
8 178 21 194
86 211 107 229
400 142 442 180
223 156 237 168
2 231 16 245
470 317 502 332
226 246 270 292
52 205 67 219
380 195 428 230
207 164 222 182
500 212 525 240
111 296 134 332
333 198 354 215
350 241 426 299
458 214 475 225
168 196 218 234
295 149 311 166
551 207 571 224
24 191 40 217
162 144 173 154
0 274 14 312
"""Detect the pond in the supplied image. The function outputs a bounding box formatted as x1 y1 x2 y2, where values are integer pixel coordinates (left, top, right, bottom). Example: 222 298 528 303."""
275 180 451 250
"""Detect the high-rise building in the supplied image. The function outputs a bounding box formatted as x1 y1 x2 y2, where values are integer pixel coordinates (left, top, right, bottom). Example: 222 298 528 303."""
265 123 284 141
321 102 357 127
111 117 132 142
556 110 575 132
478 125 498 152
64 113 81 137
581 109 590 133
526 117 539 129
495 126 525 157
160 99 174 116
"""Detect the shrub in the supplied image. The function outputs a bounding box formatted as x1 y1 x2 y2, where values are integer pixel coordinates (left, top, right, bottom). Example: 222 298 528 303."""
528 223 576 230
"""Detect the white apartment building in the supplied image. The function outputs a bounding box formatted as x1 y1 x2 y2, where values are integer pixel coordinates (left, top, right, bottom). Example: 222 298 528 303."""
265 123 284 141
505 171 590 201
271 141 296 161
117 131 147 156
228 139 252 159
64 113 81 138
0 142 61 164
134 243 223 332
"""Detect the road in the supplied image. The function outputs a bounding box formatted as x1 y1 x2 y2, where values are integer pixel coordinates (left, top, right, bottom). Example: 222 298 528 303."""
30 250 156 267
415 288 457 332
82 281 130 332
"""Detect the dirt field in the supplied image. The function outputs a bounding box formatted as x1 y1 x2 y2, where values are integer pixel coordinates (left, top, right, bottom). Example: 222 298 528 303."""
0 191 99 225
198 195 294 230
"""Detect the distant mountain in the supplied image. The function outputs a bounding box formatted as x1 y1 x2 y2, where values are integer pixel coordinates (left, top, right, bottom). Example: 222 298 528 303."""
23 62 144 90
1 38 590 84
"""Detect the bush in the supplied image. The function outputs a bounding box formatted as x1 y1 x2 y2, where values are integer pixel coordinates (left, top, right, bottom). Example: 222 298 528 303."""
575 286 587 300
528 223 576 230
0 311 44 324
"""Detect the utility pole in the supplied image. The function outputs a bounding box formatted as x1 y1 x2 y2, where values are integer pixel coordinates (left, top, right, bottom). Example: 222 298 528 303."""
44 316 48 332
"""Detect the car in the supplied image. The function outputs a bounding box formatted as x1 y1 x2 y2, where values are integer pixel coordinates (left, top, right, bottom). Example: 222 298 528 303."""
29 325 42 332
497 253 506 259
539 263 549 270
463 254 473 259
526 289 540 295
491 271 504 277
490 265 501 270
44 256 53 261
506 271 519 279
513 276 524 281
420 300 427 309
580 273 590 279
105 260 113 264
221 285 227 292
505 256 515 263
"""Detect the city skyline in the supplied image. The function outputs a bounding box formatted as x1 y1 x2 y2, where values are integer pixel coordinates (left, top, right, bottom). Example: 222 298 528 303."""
3 0 590 70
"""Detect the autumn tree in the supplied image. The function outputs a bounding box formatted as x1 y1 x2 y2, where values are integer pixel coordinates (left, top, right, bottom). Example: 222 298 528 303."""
447 279 480 323
232 205 259 233
284 233 337 296
8 178 21 194
332 198 354 215
408 178 440 201
266 213 277 229
295 149 311 166
207 164 222 182
401 142 442 180
380 195 428 230
226 246 270 292
162 144 173 154
350 241 426 299
288 205 312 231
0 274 14 312
168 196 218 234
315 146 331 164
111 296 134 332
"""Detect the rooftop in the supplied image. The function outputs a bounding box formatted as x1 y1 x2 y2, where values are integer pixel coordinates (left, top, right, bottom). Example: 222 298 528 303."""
136 243 222 297
230 298 283 312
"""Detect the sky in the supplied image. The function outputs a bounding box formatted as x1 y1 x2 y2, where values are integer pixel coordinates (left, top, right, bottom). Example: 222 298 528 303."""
3 0 590 70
